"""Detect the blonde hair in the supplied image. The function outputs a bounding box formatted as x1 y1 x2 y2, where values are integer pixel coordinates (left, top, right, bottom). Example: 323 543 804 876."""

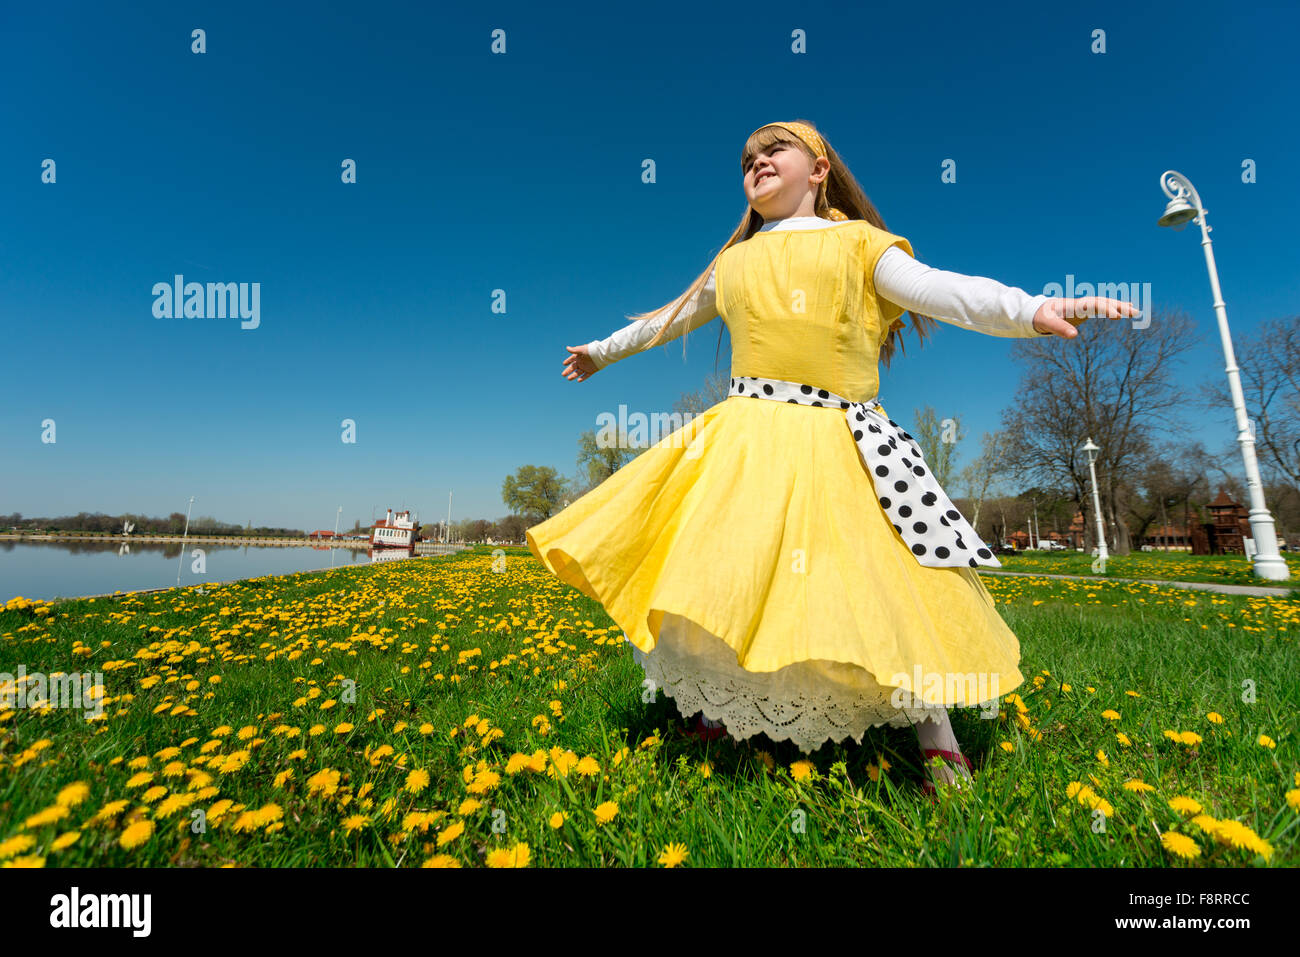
624 119 939 370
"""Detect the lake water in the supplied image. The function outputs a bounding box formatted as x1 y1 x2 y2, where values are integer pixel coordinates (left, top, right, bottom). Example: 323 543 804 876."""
0 540 417 601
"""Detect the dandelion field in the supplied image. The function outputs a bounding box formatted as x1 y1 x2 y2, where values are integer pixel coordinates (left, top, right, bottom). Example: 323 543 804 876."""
1 547 1296 867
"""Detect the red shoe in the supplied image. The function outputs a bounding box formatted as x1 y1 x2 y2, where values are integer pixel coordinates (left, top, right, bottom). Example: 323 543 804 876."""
920 748 974 799
685 714 728 742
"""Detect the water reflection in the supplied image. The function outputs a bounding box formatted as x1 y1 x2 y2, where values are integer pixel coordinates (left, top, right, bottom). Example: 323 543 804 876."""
0 539 374 601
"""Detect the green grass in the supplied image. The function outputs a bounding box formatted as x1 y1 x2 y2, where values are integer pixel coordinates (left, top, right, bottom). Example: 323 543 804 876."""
996 549 1300 591
0 546 1295 867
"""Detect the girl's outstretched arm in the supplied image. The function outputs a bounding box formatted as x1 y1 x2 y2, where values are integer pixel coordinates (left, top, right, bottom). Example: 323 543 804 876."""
562 268 720 382
873 248 1141 338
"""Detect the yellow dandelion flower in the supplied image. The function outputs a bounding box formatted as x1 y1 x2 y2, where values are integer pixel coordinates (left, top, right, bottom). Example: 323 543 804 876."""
1206 712 1224 724
1190 815 1220 834
1169 796 1203 816
1286 789 1300 812
485 841 530 868
405 769 430 794
1178 731 1202 746
1123 780 1155 792
457 798 481 816
342 815 370 835
0 834 37 859
24 805 71 829
333 722 354 735
1160 830 1200 859
790 760 814 782
436 820 464 847
1101 710 1120 721
93 799 129 822
55 782 90 807
422 854 461 867
575 756 601 777
50 831 81 851
594 801 619 825
306 768 341 798
467 769 501 794
998 741 1015 753
699 760 713 779
1116 733 1132 747
1096 749 1109 767
549 811 569 829
118 819 154 850
125 771 154 789
546 750 578 779
1211 820 1272 859
505 753 530 775
658 842 689 868
1257 734 1276 749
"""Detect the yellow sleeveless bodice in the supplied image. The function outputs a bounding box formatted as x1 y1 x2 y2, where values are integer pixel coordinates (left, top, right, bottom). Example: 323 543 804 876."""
714 219 913 404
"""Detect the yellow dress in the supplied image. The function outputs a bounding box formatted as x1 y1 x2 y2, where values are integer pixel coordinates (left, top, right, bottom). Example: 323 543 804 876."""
527 218 1024 752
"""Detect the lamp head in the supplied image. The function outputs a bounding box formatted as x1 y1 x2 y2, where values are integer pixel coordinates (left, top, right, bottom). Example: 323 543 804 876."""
1158 196 1198 229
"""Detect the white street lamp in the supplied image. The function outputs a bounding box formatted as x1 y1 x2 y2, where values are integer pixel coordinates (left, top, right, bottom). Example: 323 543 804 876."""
1080 438 1108 567
1158 170 1290 580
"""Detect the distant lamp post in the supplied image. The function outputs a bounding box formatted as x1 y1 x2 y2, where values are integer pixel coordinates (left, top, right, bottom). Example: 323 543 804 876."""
176 495 195 586
1157 170 1289 580
1080 438 1108 567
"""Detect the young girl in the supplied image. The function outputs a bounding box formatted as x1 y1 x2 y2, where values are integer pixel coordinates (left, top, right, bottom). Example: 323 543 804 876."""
527 120 1141 794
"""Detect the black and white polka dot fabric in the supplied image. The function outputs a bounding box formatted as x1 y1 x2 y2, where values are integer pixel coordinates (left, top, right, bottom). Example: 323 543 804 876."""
728 374 1002 569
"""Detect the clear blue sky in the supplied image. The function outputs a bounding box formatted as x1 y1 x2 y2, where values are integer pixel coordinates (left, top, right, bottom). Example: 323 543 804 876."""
3 0 1296 532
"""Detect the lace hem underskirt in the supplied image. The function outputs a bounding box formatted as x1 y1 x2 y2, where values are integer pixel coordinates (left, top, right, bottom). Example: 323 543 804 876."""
628 613 992 754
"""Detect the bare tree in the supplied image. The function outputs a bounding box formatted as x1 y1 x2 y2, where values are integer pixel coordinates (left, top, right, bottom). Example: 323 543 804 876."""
674 370 731 416
908 405 962 489
958 429 1015 531
1196 313 1300 491
999 308 1203 555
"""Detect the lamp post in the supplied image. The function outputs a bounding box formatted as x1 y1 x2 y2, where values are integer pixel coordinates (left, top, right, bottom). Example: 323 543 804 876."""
1080 438 1108 567
1157 170 1289 580
176 495 194 587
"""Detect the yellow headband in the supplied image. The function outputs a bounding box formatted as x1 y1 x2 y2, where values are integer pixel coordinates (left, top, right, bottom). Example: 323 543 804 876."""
747 122 849 221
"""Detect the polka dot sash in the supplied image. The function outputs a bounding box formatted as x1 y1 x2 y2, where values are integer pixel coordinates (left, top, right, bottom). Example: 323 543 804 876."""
728 375 1002 569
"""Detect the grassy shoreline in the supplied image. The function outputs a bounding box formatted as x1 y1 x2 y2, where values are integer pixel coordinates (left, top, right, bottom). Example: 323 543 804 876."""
1 546 1295 867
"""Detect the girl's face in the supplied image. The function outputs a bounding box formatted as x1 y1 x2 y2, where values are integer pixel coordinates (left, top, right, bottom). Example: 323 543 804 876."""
743 138 829 220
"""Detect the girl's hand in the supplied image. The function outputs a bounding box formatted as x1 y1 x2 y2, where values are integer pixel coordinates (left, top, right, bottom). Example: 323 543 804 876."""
562 345 599 382
1032 297 1144 338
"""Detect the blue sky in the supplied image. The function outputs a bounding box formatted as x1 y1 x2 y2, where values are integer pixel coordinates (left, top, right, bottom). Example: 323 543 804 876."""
3 0 1296 532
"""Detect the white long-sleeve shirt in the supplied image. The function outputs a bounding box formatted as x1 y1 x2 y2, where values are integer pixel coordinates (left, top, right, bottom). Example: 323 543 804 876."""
585 215 1052 369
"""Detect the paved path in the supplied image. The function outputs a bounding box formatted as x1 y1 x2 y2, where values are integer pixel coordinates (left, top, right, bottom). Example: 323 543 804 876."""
980 568 1297 598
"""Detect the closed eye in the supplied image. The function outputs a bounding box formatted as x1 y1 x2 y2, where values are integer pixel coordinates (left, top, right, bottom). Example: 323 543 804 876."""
745 143 786 172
